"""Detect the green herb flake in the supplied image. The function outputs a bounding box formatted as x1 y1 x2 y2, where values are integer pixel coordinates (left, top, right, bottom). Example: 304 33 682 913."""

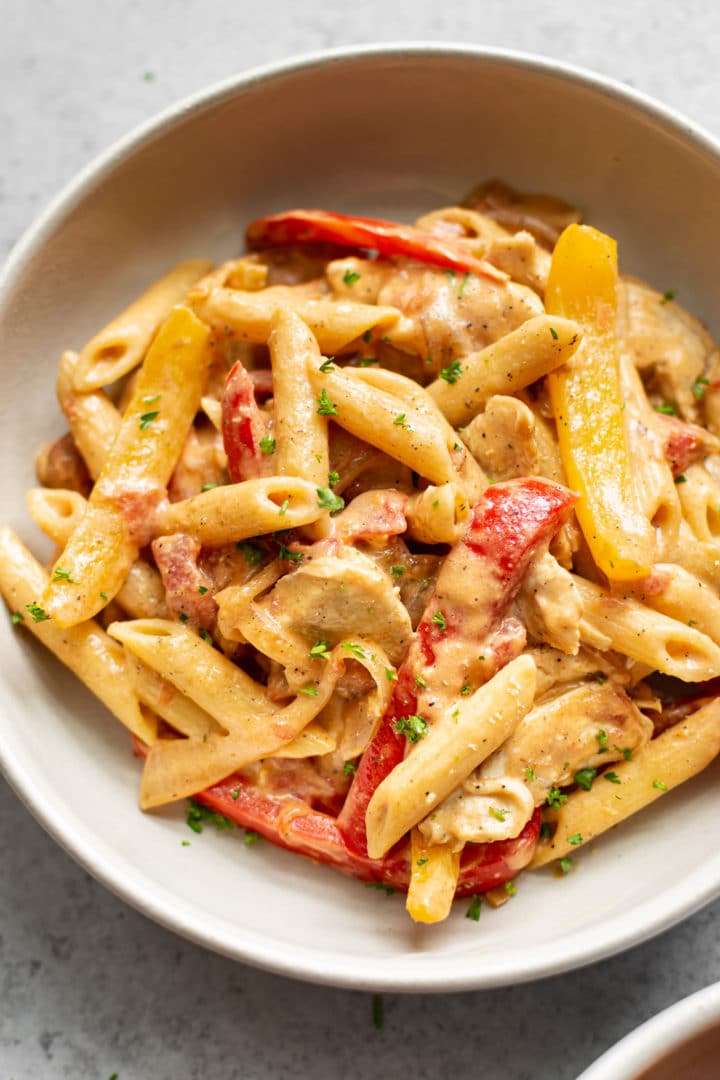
198 585 208 596
186 798 233 834
675 474 687 484
179 613 188 623
319 357 336 373
52 566 78 584
458 272 471 299
460 683 472 696
365 882 395 895
692 375 710 401
298 685 319 696
439 359 463 384
549 326 559 340
11 611 24 624
504 880 517 896
395 714 429 743
25 602 50 623
277 542 304 563
259 435 276 454
466 895 482 921
243 830 262 845
489 806 509 822
237 541 265 565
604 772 621 785
277 498 289 517
390 565 406 579
139 410 160 430
342 641 366 659
525 765 536 782
540 821 553 841
654 402 677 416
393 412 413 432
595 672 607 685
198 628 213 644
416 857 429 867
316 388 338 416
431 610 447 632
615 745 633 762
143 70 155 82
201 482 218 492
653 778 669 791
568 833 583 846
343 761 357 778
559 856 573 875
100 591 108 601
328 470 340 487
343 269 361 286
385 667 397 682
310 639 331 660
359 357 379 367
142 393 160 405
661 288 677 304
574 766 597 791
372 993 384 1030
546 787 568 810
596 728 609 751
316 486 345 514
415 674 427 688
231 789 240 800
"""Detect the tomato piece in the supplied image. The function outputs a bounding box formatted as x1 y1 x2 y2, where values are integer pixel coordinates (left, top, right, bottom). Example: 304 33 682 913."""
657 414 707 477
221 360 268 482
245 209 507 282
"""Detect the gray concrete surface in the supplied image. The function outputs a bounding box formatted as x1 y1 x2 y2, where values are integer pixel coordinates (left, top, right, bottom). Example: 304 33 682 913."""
2 2 720 1077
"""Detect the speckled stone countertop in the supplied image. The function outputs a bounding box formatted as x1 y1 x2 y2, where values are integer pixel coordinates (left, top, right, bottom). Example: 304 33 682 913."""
2 3 720 1078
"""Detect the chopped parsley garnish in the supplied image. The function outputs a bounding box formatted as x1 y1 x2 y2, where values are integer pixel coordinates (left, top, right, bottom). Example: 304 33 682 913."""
540 821 553 841
186 799 233 834
342 642 366 660
276 498 289 517
139 410 159 430
416 858 429 867
179 613 188 622
604 772 621 784
460 684 472 696
198 628 213 644
11 611 24 624
596 728 609 751
26 602 50 623
237 541 265 565
654 402 677 415
549 326 559 340
365 882 395 895
343 761 357 777
574 767 597 791
458 272 471 299
395 714 429 743
559 857 573 875
568 833 583 846
439 359 463 384
489 806 509 822
546 787 568 810
358 357 379 366
201 482 218 491
343 269 361 286
466 895 482 921
259 435 276 454
316 388 338 416
52 566 78 584
525 766 536 782
319 357 336 373
310 640 331 660
231 789 240 800
100 592 108 601
142 393 160 405
415 674 427 688
661 288 677 303
277 543 304 563
328 470 340 487
692 375 710 401
653 778 669 791
198 585 208 595
393 412 413 432
431 610 447 632
317 486 345 513
615 745 633 762
390 565 406 578
363 330 373 343
299 685 320 696
595 672 607 685
675 474 687 484
504 881 517 896
385 667 397 682
372 994 384 1030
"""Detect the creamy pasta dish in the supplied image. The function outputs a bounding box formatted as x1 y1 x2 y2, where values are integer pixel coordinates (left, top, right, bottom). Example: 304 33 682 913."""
4 180 720 924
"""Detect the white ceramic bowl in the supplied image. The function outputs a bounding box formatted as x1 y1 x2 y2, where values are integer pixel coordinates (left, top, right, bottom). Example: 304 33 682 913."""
578 981 720 1079
2 45 720 992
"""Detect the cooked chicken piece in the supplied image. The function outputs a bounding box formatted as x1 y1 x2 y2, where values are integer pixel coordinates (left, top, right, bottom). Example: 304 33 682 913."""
463 395 538 481
485 231 551 296
462 179 582 249
515 550 581 655
618 276 719 423
420 681 652 848
168 424 226 502
332 489 408 544
35 432 92 496
267 545 412 665
528 644 631 696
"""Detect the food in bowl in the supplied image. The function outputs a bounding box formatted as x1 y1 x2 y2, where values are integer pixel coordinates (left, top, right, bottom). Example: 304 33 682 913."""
4 180 720 925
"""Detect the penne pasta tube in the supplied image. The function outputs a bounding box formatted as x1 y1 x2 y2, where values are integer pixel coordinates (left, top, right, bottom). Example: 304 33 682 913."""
56 351 121 478
573 575 720 680
365 654 536 859
269 309 330 487
116 559 170 620
308 365 458 486
73 259 213 391
676 463 720 543
405 828 461 925
426 314 582 426
43 306 211 625
405 483 470 545
161 476 323 546
0 528 154 744
625 563 720 648
26 487 86 546
192 284 404 353
129 659 221 740
531 698 720 868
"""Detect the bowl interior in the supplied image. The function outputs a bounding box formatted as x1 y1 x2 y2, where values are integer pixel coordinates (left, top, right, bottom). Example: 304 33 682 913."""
2 47 720 990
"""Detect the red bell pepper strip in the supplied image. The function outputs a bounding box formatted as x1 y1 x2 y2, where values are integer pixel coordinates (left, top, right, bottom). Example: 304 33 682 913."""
656 413 710 478
338 477 577 857
221 360 269 482
245 209 507 282
193 773 541 894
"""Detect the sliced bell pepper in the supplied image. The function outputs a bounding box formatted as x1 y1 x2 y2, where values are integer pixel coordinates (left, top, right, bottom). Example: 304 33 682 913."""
245 209 507 282
221 360 269 482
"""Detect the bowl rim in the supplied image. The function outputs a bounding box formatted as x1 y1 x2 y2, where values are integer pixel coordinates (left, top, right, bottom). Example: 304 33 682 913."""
2 42 720 992
577 980 720 1079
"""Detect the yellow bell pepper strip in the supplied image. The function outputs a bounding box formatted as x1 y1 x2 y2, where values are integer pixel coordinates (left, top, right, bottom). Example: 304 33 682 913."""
546 224 655 581
406 828 460 924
